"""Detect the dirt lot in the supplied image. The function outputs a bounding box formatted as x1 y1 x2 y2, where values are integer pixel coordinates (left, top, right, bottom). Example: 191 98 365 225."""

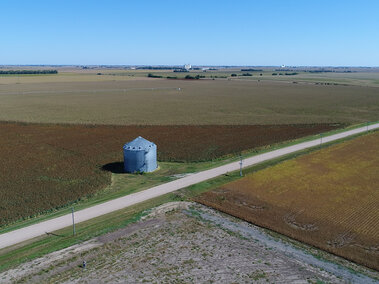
1 202 377 283
0 122 339 226
196 131 379 270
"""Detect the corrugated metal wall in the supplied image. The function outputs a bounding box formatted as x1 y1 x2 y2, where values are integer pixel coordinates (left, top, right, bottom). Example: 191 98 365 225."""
123 137 157 173
144 145 157 172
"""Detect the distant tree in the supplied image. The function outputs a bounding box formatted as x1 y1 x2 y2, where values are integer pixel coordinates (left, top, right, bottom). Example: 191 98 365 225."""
147 73 162 78
184 75 204 80
231 74 237 77
241 68 263 72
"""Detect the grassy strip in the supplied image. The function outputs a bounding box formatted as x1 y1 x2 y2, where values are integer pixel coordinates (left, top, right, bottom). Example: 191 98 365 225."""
1 129 376 272
0 122 375 235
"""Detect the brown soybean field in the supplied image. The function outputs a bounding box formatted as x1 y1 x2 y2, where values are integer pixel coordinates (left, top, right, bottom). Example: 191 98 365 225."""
196 131 379 270
0 122 340 226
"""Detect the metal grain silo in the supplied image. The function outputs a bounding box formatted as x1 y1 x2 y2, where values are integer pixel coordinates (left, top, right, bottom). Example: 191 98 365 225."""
123 136 157 173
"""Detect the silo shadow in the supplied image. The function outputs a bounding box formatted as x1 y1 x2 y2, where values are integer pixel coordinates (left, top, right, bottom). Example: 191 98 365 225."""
101 162 124 174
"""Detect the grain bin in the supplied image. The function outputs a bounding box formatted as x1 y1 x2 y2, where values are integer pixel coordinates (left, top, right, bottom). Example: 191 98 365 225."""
123 136 157 173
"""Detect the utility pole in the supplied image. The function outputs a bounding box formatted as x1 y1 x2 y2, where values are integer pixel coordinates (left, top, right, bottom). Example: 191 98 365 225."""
239 155 243 177
71 207 76 236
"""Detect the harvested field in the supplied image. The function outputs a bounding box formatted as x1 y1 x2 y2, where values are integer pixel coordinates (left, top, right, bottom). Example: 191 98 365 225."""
1 76 378 125
0 122 340 226
196 131 379 270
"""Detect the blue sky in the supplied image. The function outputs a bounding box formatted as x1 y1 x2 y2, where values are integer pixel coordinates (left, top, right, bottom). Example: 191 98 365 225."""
0 0 378 66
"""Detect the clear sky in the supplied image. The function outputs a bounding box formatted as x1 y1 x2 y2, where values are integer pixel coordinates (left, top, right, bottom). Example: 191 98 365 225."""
0 0 378 66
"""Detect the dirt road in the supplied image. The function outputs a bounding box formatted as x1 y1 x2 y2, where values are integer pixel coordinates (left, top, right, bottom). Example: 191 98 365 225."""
0 123 377 250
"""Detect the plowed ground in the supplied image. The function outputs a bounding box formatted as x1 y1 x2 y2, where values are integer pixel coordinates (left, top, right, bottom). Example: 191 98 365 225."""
196 131 379 270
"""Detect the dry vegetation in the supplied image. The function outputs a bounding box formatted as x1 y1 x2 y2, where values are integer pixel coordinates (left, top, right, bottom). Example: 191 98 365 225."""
196 131 379 270
0 73 378 125
0 122 340 226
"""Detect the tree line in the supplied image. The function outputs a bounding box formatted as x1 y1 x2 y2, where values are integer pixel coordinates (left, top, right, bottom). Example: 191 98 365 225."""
241 68 263 72
0 70 58 74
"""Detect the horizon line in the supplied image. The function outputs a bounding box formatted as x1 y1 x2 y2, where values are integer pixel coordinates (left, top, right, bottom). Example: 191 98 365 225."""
0 64 378 68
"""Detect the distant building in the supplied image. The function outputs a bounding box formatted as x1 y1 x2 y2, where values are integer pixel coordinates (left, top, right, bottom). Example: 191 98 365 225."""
184 64 192 71
123 137 157 173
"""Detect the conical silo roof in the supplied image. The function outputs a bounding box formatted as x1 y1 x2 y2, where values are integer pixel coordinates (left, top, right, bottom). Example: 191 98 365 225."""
123 136 155 151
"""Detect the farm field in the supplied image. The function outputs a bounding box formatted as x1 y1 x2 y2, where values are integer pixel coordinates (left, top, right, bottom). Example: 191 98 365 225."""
0 122 340 227
1 69 378 125
2 66 379 86
196 131 379 270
